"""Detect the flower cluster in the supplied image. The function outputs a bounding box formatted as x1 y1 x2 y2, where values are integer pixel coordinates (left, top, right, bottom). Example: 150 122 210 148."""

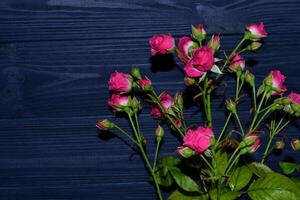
97 22 300 200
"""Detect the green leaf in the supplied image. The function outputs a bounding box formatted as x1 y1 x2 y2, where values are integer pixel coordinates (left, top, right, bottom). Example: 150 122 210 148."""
248 162 273 177
156 156 181 170
248 173 300 200
215 150 228 175
279 161 299 175
169 167 200 192
155 167 174 187
228 165 253 191
211 64 223 74
210 188 242 200
168 190 207 200
291 178 300 189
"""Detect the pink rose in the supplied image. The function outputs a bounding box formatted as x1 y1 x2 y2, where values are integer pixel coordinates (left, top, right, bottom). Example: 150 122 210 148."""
138 79 152 91
178 36 195 63
250 139 261 153
288 92 300 105
108 71 132 93
151 91 174 119
149 34 175 55
240 133 261 154
246 22 268 39
269 70 287 96
184 46 214 78
182 126 214 153
229 54 245 71
108 94 129 111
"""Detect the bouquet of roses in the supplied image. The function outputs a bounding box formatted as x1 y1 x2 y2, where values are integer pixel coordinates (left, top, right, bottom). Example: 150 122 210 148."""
96 22 300 200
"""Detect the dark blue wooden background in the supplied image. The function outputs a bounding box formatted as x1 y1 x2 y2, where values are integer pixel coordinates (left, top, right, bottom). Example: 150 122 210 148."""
0 0 300 199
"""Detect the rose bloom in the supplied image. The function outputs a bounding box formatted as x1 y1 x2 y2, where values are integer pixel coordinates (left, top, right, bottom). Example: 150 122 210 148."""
269 70 287 96
108 71 132 93
229 54 245 71
149 34 175 55
151 91 174 119
108 94 129 111
246 22 268 39
288 92 300 105
178 36 195 63
184 46 214 78
182 126 214 153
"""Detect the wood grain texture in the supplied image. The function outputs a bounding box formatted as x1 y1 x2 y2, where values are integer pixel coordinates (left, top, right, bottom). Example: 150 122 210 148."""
0 0 300 199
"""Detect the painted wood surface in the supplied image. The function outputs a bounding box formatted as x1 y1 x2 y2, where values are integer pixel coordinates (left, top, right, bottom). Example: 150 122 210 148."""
0 0 299 199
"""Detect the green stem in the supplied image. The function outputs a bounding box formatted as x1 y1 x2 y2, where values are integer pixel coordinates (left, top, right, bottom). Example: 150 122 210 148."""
234 112 245 135
114 125 139 146
261 133 274 163
225 146 240 174
252 108 272 131
128 113 163 200
226 153 241 174
252 84 257 113
249 92 267 132
216 113 233 146
200 154 214 172
134 112 142 137
153 140 161 171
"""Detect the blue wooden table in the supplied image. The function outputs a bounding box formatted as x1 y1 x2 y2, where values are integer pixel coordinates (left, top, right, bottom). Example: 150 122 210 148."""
0 0 299 199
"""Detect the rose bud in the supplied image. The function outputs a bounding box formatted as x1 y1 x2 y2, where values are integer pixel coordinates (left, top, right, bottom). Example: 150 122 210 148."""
244 70 255 87
151 91 174 119
184 76 195 86
275 140 285 150
240 139 261 154
155 125 164 142
240 133 259 147
291 139 300 151
138 79 152 92
182 126 214 154
108 94 130 111
191 24 206 42
226 99 237 114
149 34 175 56
245 22 268 40
96 119 115 130
229 54 245 73
131 67 142 80
171 118 182 130
177 36 197 63
184 46 214 78
176 146 196 158
108 71 133 93
174 93 184 110
130 97 142 114
208 35 221 53
264 70 287 96
246 41 262 51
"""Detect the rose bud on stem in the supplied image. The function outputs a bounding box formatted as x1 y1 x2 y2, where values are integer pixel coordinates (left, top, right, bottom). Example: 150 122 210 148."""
291 139 300 151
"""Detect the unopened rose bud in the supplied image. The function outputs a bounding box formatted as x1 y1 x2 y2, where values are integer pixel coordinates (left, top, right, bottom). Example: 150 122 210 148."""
244 70 255 87
275 140 285 150
96 119 115 130
246 42 262 51
131 67 142 80
240 139 261 154
155 125 164 142
130 97 142 113
240 133 259 148
291 139 300 151
191 24 206 42
176 146 195 158
174 93 184 110
138 79 152 92
208 35 220 53
226 99 237 114
184 76 195 86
